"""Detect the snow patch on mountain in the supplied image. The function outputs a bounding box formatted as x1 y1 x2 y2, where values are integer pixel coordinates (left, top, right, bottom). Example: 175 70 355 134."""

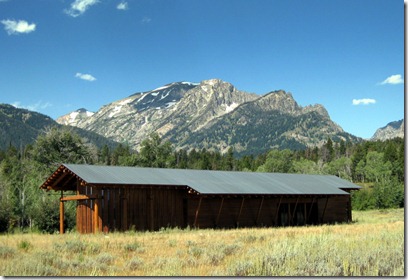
109 106 122 118
225 102 238 113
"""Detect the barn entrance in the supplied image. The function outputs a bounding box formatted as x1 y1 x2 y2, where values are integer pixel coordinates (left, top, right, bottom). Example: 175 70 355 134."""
277 202 318 226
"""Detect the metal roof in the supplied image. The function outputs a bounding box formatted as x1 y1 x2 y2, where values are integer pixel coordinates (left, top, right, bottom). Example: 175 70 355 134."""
47 164 359 195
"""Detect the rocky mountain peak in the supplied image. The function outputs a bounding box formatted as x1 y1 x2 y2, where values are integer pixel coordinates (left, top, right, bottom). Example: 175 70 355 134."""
256 90 300 114
371 119 404 141
302 104 330 118
56 108 94 126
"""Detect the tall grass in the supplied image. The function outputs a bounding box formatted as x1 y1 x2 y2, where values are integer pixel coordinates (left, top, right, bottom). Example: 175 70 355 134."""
0 209 404 276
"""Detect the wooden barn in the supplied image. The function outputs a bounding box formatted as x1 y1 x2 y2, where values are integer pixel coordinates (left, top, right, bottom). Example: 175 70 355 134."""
40 164 360 234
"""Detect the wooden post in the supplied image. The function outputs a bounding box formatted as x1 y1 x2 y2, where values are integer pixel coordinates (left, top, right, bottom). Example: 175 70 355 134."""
94 198 99 233
194 197 203 228
321 196 329 223
290 196 300 225
274 197 282 226
122 188 128 231
304 203 307 225
149 188 154 231
307 197 315 223
59 191 64 234
215 197 224 227
256 196 264 225
347 196 352 222
236 197 245 227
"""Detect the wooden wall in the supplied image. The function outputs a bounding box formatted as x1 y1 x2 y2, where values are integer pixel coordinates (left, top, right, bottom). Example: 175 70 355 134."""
186 196 346 229
317 195 350 224
75 184 351 233
76 185 185 233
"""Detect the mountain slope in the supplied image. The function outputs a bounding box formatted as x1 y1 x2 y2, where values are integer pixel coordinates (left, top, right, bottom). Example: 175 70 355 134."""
57 79 362 154
371 119 404 141
0 104 118 150
168 90 359 155
58 79 258 147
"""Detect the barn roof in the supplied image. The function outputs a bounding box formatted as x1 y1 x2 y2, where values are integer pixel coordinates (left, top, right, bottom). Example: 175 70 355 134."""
41 164 360 196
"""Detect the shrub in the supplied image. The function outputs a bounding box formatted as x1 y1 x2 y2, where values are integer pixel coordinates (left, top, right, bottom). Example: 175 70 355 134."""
127 257 144 270
18 240 32 251
96 253 114 266
123 241 141 252
0 245 16 258
63 239 86 253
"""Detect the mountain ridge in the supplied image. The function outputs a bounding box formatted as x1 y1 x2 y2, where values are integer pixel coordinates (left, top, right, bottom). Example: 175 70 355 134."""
0 104 118 151
56 79 363 155
371 119 404 141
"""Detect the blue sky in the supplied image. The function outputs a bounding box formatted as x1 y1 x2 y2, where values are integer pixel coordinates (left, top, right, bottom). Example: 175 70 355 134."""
0 0 404 139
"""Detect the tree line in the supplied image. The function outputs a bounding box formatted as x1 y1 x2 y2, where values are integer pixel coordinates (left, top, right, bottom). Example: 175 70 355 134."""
0 127 404 233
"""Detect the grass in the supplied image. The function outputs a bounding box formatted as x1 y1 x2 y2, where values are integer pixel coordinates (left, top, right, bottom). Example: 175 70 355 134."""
0 208 404 276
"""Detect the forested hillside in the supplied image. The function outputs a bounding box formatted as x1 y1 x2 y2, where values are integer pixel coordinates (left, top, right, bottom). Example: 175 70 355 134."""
0 104 118 150
0 128 404 233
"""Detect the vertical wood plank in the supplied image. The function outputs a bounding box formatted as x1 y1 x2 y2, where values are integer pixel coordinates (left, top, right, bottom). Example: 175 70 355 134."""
122 188 128 231
194 197 203 228
274 196 282 226
290 196 300 225
109 188 115 230
103 189 109 233
236 197 245 227
307 197 315 223
256 196 264 226
149 188 154 231
321 196 329 223
215 197 224 227
87 200 92 233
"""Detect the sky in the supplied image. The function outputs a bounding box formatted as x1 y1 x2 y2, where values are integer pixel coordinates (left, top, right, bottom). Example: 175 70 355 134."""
0 0 405 139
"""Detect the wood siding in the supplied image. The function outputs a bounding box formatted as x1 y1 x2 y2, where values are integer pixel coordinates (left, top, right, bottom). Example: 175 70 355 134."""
76 185 185 233
74 184 351 233
186 196 344 229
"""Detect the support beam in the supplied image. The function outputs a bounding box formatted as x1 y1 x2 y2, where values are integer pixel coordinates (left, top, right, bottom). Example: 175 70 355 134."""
149 188 154 231
307 197 315 223
274 197 283 226
256 196 264 225
215 197 224 227
321 196 329 223
122 188 128 231
93 198 99 233
290 196 300 225
194 197 203 228
61 194 99 201
236 197 245 227
59 191 64 234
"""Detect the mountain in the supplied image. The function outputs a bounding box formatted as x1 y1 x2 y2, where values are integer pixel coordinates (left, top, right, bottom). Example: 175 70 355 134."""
57 79 362 155
56 108 94 126
0 104 118 151
371 119 404 141
168 90 359 155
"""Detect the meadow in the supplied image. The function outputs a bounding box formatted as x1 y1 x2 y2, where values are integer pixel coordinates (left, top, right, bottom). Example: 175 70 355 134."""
0 208 404 276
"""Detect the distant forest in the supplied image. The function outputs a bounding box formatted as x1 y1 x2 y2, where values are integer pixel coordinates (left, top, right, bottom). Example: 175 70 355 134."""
0 127 404 233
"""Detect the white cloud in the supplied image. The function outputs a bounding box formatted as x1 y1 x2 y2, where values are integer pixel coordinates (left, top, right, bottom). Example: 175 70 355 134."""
142 16 152 24
75 72 97 81
1 19 36 35
12 101 52 112
65 0 100 17
117 1 128 10
380 74 404 85
352 98 376 106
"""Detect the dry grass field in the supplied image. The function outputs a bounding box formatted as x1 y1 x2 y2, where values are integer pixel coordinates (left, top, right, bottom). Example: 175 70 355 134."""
0 208 404 276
